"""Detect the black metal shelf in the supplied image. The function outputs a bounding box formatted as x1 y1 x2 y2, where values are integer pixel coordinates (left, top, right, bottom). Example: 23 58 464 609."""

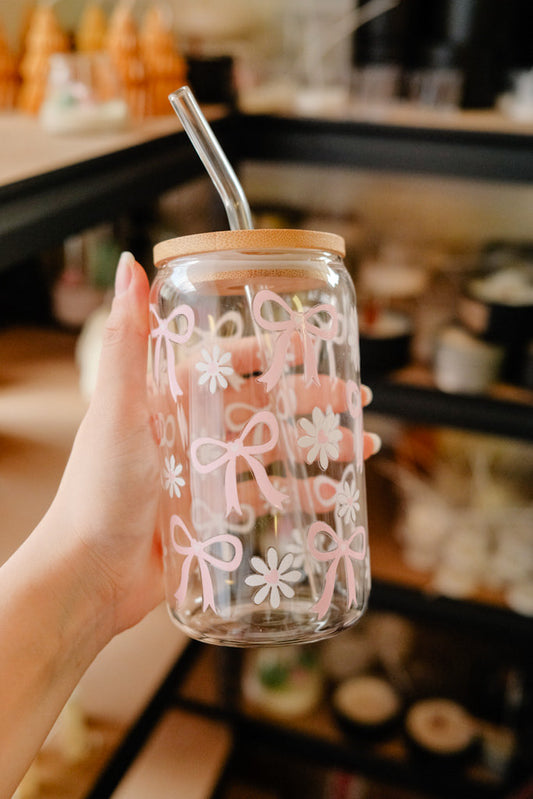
177 695 503 799
81 583 532 799
171 641 530 799
370 578 533 647
238 112 533 183
370 379 533 442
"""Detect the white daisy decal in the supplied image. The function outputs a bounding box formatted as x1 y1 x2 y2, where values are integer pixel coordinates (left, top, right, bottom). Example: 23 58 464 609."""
297 406 342 469
245 547 301 609
162 454 186 498
336 480 360 525
195 345 234 393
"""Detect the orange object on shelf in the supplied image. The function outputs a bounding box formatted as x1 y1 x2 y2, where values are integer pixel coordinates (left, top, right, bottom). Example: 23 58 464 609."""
105 2 146 118
18 4 70 114
140 5 186 116
75 2 108 53
0 23 19 110
105 2 187 118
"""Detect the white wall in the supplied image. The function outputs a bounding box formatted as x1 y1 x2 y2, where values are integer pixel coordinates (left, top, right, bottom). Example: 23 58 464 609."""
242 162 533 250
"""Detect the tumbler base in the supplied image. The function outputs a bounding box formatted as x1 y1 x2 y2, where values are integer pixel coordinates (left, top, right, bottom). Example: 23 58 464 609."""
168 599 365 647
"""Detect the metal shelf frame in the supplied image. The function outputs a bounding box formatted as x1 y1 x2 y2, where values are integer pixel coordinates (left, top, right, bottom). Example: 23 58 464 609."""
124 639 530 799
3 111 533 275
237 113 533 183
370 380 533 442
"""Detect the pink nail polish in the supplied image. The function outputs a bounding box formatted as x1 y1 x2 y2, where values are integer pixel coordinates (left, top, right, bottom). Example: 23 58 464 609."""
115 251 134 296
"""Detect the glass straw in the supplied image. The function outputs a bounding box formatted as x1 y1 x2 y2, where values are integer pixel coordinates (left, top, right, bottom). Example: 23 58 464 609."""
168 86 253 231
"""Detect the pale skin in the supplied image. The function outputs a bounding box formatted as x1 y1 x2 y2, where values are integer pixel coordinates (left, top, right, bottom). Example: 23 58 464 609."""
0 252 380 796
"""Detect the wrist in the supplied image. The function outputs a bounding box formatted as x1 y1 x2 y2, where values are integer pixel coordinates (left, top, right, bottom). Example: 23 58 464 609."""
24 512 116 670
0 516 114 792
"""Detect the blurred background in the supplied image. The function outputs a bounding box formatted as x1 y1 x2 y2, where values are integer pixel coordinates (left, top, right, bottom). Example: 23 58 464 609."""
1 2 532 799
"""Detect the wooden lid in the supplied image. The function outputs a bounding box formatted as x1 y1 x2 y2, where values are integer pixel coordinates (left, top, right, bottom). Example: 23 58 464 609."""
153 228 345 267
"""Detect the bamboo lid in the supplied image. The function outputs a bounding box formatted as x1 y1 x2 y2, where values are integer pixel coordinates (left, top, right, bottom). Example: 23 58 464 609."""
153 228 345 267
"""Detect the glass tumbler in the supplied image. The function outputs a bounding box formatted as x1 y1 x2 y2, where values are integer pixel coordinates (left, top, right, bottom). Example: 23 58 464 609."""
149 229 370 646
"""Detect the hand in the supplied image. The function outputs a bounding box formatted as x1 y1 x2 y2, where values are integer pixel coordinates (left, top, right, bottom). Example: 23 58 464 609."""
45 252 163 639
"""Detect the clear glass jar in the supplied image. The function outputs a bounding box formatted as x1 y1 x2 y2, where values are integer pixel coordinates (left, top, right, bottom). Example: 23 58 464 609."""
149 229 370 646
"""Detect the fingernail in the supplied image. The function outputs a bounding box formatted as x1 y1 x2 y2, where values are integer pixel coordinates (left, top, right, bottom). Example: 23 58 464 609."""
362 384 373 405
115 251 134 296
368 432 382 455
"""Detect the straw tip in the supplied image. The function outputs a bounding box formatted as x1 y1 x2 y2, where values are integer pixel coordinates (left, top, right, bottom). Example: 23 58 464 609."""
168 86 189 100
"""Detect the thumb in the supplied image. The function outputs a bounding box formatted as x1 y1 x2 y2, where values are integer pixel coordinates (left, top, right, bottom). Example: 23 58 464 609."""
91 251 151 413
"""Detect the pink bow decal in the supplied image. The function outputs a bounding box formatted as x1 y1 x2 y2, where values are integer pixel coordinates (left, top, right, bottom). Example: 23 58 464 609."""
308 521 366 620
191 410 287 517
150 303 195 401
170 514 243 612
252 290 338 391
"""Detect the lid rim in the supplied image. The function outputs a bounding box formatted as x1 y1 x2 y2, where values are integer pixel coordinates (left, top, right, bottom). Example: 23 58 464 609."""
153 229 346 266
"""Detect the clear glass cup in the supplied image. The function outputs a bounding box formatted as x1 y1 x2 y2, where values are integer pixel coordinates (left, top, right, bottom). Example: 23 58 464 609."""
282 0 354 115
149 229 370 646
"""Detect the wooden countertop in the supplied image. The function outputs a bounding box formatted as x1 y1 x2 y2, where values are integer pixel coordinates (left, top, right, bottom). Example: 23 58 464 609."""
0 112 220 189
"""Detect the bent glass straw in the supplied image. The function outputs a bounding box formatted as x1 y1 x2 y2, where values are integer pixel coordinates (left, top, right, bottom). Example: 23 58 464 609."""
169 86 253 231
